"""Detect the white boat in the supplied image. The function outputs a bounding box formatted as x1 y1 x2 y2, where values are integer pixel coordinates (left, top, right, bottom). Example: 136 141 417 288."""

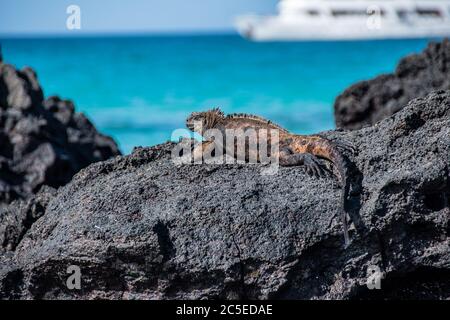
235 0 450 41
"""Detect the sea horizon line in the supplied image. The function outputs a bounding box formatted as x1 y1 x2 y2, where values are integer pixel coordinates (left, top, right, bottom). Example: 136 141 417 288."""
0 29 239 40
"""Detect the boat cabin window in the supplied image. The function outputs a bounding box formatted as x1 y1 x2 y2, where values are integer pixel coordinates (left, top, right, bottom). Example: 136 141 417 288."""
332 9 367 17
305 9 320 16
415 8 442 17
397 10 408 19
331 9 385 17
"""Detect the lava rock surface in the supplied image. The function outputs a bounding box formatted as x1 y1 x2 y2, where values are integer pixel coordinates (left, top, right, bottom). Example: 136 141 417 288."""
1 91 448 299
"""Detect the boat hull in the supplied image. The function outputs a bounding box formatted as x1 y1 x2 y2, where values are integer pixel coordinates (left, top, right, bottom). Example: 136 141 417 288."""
235 15 450 42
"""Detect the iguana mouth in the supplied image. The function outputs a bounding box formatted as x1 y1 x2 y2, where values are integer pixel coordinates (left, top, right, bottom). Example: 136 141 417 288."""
186 123 195 131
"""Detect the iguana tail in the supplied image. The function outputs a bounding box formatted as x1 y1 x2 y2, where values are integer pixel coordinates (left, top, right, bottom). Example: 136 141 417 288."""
334 150 351 248
309 136 351 247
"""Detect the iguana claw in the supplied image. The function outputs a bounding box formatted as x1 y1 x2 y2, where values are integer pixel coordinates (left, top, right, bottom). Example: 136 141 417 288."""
280 152 327 178
303 153 326 177
336 140 357 154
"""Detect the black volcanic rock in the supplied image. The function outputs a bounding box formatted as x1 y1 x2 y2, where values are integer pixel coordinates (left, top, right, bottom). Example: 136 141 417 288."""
334 39 450 130
0 59 121 205
0 186 56 252
1 91 448 300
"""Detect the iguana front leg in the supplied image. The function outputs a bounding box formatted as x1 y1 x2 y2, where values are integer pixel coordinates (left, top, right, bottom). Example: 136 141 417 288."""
279 147 326 177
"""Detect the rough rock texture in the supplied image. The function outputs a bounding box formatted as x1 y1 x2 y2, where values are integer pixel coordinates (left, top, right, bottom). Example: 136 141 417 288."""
0 186 56 253
334 39 450 130
0 59 121 205
1 91 449 300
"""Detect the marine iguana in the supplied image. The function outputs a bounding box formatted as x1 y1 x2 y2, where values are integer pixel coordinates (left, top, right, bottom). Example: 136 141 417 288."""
185 108 354 247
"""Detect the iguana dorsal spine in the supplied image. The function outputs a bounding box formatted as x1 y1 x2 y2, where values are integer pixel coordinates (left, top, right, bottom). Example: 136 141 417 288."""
226 113 288 133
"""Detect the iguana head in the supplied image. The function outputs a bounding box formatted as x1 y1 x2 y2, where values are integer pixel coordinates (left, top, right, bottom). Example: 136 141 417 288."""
186 108 224 134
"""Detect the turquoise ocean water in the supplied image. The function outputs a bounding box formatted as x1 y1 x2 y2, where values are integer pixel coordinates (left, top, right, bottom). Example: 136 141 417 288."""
0 35 433 153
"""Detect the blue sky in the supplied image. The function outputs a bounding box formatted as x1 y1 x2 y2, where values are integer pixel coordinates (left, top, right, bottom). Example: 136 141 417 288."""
0 0 277 35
